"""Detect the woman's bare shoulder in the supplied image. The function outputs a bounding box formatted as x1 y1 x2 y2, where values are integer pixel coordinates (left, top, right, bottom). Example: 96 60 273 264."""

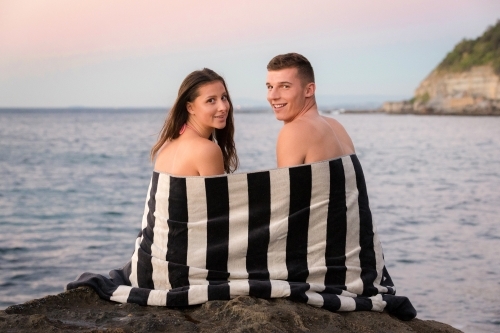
190 138 224 175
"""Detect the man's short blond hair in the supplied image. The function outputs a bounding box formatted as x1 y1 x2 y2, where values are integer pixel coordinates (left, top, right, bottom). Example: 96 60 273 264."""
267 53 315 85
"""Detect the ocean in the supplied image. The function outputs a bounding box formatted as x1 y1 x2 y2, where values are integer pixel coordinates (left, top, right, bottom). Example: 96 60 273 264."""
0 109 499 332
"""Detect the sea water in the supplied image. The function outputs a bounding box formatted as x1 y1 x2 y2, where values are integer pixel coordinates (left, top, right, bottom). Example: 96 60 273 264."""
0 109 499 332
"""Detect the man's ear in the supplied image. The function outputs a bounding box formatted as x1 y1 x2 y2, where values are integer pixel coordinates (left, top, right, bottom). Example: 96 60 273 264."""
304 82 316 98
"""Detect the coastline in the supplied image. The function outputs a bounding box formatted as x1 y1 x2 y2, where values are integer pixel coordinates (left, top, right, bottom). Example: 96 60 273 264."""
1 287 463 333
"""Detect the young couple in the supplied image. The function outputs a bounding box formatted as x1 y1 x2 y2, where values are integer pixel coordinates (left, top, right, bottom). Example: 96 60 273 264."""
151 53 355 175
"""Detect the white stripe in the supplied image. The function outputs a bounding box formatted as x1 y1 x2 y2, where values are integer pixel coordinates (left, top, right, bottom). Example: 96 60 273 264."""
128 236 141 287
227 173 249 278
270 280 291 298
342 157 363 295
308 283 326 293
229 279 250 297
338 295 356 311
110 285 132 304
186 177 208 272
152 174 171 289
369 294 387 312
306 162 330 285
306 291 324 307
187 266 210 286
140 179 153 230
188 285 209 304
151 256 170 290
151 174 170 260
268 168 290 280
147 289 168 306
340 289 357 298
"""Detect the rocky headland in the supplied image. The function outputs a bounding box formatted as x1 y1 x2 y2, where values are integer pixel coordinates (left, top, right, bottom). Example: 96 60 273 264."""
383 21 500 115
0 287 462 333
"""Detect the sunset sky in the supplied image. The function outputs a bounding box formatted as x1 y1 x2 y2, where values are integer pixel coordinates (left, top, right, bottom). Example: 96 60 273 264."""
1 0 499 108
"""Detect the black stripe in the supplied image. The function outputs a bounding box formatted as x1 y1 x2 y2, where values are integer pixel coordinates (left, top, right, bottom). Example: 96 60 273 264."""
380 266 396 295
127 287 151 306
286 165 311 282
66 272 120 300
166 177 189 288
287 282 309 303
248 280 272 299
351 155 378 296
208 283 231 301
319 293 341 311
324 159 347 288
205 177 230 282
136 245 154 288
246 171 271 281
166 287 189 306
382 294 417 320
137 172 159 289
354 296 373 311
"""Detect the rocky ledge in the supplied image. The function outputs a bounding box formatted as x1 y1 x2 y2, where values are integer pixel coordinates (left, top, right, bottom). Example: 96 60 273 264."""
0 287 462 333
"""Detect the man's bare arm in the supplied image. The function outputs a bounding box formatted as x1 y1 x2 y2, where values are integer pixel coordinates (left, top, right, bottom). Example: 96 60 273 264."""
276 123 308 167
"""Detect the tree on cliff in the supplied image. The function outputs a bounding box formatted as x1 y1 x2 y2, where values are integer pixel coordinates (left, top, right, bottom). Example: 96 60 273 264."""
437 20 500 74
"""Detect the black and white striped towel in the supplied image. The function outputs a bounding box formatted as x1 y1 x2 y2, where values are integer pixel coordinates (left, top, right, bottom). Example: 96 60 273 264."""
67 154 416 320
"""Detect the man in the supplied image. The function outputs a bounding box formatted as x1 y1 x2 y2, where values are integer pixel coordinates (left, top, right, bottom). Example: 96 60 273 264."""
266 53 355 167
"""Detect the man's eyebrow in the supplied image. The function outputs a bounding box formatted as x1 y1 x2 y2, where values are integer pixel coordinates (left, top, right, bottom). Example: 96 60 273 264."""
266 81 293 86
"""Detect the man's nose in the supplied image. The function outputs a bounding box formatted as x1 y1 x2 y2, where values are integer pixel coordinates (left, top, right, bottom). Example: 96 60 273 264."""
268 87 279 100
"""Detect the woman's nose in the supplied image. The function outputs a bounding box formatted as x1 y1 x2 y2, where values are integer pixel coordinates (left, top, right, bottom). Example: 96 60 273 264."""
218 99 228 112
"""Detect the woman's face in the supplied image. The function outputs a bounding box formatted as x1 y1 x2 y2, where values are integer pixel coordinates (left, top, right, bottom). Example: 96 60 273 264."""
187 81 229 131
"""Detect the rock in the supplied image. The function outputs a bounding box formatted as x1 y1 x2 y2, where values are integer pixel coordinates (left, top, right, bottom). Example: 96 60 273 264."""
382 20 500 116
0 287 462 333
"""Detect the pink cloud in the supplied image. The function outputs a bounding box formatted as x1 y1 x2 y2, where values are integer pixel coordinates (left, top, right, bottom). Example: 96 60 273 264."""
0 0 498 63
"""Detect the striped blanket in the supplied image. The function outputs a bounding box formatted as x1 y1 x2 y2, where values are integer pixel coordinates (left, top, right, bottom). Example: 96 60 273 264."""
67 154 416 320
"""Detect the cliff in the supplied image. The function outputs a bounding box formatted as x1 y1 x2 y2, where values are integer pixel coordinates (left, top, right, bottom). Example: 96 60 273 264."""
0 287 462 333
383 21 500 115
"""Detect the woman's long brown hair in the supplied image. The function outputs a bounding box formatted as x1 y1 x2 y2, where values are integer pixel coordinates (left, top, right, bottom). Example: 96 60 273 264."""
150 68 239 173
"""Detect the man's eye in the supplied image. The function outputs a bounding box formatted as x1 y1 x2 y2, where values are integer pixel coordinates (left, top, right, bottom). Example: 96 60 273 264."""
282 85 289 88
267 86 272 90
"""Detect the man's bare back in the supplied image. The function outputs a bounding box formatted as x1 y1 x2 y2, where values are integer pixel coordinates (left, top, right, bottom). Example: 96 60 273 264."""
276 110 355 167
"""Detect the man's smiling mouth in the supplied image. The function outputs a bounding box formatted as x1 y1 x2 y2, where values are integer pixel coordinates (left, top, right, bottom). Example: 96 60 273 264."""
273 103 286 109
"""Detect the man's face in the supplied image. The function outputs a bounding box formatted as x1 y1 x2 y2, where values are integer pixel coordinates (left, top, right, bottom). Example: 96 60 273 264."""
266 68 308 123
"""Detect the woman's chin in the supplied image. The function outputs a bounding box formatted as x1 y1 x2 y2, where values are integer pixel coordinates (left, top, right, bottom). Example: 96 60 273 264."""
214 122 227 130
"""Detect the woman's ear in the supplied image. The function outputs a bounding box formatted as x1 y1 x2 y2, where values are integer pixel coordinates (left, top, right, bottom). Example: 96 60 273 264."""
186 102 194 114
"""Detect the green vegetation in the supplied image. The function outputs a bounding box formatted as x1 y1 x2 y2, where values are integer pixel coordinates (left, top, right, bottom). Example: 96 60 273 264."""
414 92 430 104
437 20 500 74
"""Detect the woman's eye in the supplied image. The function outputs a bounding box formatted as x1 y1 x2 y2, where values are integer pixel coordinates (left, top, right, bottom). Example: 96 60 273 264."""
221 96 227 101
207 98 215 103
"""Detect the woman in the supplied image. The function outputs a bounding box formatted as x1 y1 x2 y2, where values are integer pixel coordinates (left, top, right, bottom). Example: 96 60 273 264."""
151 68 238 175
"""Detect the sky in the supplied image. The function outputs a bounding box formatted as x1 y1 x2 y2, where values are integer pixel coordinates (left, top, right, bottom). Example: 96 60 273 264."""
0 0 499 108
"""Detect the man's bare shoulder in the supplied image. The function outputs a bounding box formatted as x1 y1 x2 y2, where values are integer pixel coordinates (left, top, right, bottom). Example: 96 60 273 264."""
321 115 344 128
321 115 356 153
278 118 316 141
276 118 318 167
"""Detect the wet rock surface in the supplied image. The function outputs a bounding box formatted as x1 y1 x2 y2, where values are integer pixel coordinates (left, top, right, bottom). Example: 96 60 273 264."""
0 287 462 332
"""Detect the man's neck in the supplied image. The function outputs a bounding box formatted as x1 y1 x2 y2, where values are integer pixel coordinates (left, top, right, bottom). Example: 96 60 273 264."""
285 98 318 124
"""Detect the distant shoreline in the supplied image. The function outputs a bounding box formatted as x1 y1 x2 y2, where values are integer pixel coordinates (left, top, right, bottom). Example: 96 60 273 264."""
2 107 499 116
